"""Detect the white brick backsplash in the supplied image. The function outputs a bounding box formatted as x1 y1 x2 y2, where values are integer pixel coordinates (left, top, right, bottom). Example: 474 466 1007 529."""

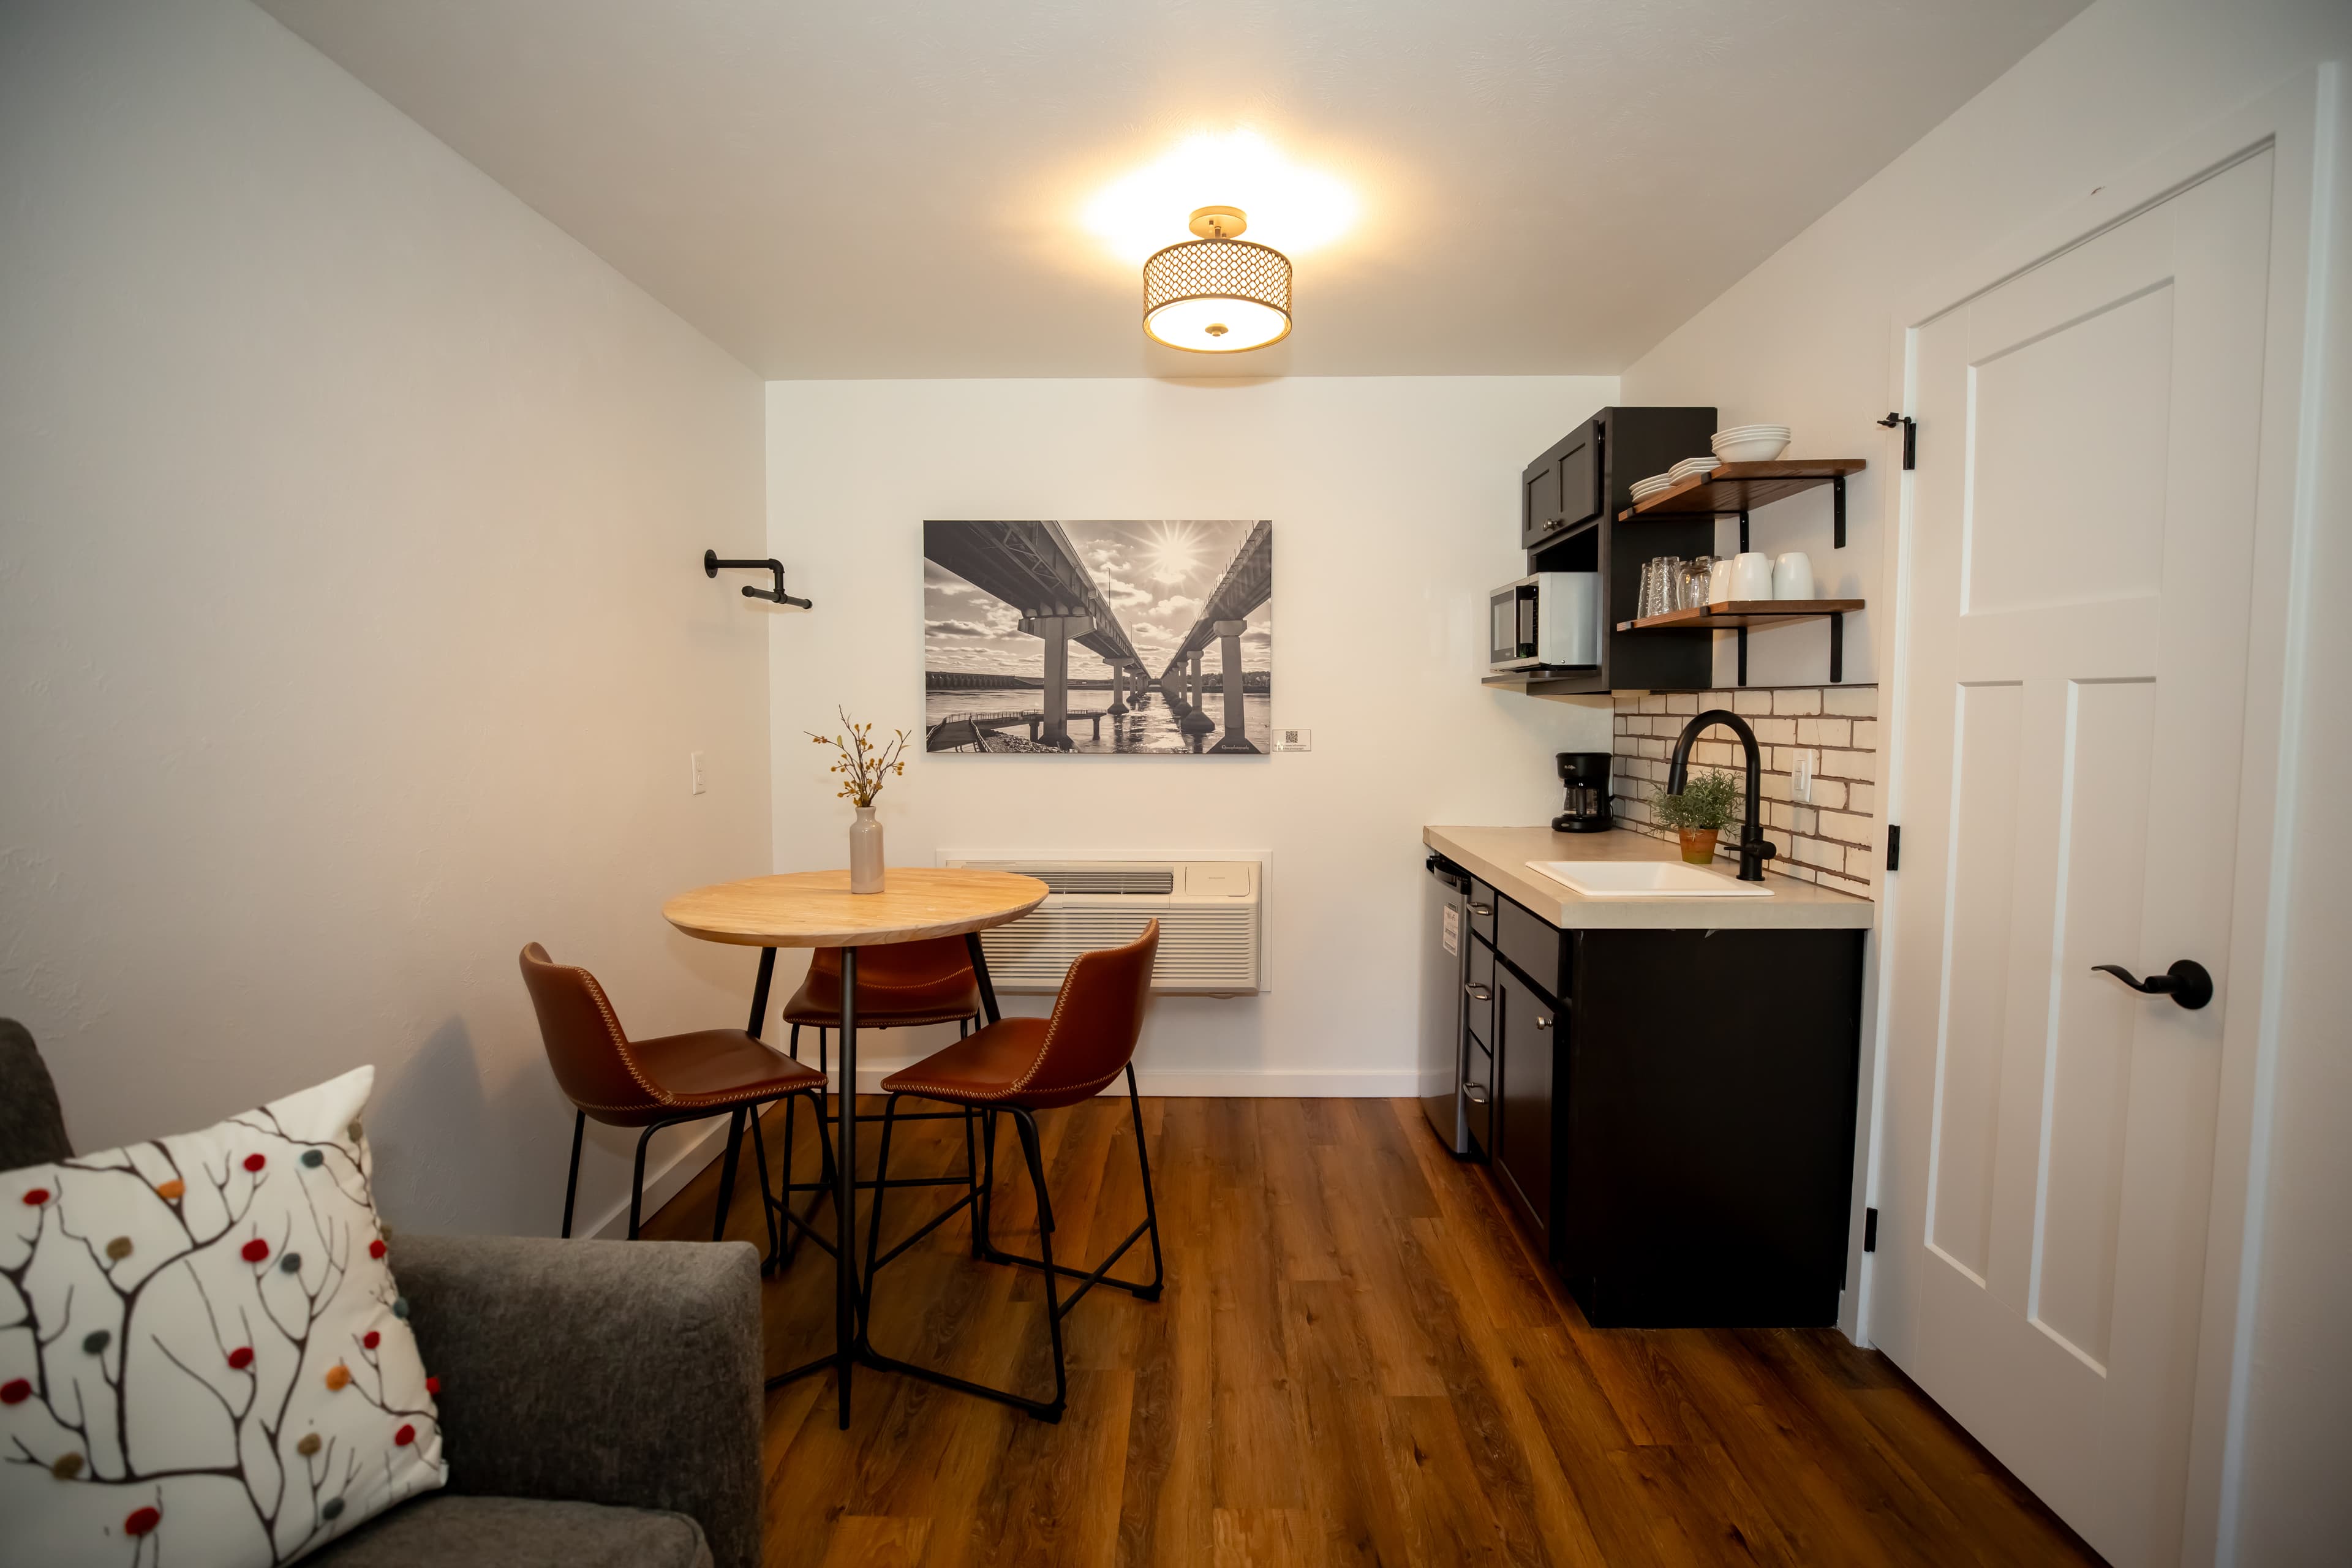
1607 679 1881 901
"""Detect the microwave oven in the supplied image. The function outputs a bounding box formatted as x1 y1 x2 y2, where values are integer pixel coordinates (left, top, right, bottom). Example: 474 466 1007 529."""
1490 573 1600 671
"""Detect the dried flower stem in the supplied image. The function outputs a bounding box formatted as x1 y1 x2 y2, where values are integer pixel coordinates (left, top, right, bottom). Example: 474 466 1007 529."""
808 706 910 807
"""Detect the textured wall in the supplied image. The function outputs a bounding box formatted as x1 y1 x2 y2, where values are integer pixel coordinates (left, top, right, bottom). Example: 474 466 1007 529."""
0 0 770 1237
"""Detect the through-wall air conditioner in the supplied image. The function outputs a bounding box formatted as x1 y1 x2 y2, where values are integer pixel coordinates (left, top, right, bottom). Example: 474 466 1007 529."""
936 857 1262 996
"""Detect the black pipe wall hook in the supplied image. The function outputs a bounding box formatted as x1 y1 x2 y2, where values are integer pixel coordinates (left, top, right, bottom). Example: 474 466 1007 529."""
704 549 811 609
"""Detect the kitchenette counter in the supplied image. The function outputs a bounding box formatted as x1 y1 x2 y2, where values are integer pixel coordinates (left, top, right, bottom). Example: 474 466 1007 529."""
1423 825 1873 931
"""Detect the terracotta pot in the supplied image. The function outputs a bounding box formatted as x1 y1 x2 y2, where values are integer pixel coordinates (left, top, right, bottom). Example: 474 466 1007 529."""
1677 827 1720 866
849 805 884 893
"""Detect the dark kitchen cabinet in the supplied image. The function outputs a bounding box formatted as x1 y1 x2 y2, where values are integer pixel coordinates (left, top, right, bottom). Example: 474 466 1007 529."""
1476 894 1866 1328
1491 962 1559 1249
1495 405 1720 695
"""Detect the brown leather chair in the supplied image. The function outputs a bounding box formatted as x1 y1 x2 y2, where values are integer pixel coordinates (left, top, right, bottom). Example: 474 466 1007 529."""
770 935 985 1264
519 943 831 1251
856 921 1165 1422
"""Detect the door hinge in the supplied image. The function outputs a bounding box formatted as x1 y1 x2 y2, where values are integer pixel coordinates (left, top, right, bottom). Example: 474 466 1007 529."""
1864 1207 1879 1252
1886 825 1901 872
1877 412 1916 469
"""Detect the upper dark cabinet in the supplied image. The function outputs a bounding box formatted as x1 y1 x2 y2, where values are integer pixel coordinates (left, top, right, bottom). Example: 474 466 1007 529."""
1519 424 1602 551
1495 405 1719 695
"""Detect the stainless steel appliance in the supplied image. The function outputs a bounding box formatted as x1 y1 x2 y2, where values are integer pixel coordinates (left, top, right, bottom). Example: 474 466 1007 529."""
1420 854 1474 1153
1489 572 1600 671
1551 751 1614 833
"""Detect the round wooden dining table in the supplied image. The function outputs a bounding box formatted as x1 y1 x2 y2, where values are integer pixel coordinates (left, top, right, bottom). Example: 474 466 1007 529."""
662 866 1047 1427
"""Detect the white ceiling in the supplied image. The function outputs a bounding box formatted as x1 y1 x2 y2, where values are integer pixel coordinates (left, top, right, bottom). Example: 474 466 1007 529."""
259 0 2087 380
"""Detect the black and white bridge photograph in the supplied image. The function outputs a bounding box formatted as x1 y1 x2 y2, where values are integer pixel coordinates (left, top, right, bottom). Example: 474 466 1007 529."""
922 519 1273 755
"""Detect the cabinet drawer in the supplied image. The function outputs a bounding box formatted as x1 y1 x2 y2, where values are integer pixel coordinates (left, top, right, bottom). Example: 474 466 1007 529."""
1466 880 1499 945
1463 1038 1494 1156
1466 936 1495 1047
1499 897 1571 1001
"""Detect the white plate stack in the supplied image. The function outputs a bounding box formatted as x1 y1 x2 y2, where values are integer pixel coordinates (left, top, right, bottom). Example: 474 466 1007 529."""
1711 423 1792 463
1629 473 1678 502
1667 454 1721 484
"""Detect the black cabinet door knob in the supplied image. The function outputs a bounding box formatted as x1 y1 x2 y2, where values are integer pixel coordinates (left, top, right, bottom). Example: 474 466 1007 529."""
2090 959 2213 1011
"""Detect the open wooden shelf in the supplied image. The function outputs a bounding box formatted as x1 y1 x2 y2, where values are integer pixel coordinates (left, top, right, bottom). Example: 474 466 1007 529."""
1482 668 1607 697
1615 598 1865 632
1620 460 1867 521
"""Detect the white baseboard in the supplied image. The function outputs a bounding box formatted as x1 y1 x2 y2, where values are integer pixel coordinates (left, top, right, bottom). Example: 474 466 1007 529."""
848 1062 1416 1098
578 1068 1415 1237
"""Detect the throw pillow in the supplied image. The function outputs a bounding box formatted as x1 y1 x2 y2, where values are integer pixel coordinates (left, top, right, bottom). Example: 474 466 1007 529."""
0 1065 445 1566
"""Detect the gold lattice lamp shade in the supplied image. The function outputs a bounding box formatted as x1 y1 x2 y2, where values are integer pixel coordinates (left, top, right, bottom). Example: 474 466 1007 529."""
1142 207 1292 353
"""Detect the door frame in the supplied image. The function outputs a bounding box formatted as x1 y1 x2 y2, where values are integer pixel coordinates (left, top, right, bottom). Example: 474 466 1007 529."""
1865 66 2337 1565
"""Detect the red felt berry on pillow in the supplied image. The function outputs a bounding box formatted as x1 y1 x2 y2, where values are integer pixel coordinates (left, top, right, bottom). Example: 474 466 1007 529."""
0 1378 30 1404
368 1238 387 1261
20 1188 48 1206
243 1153 266 1172
227 1346 254 1371
125 1506 161 1536
394 1423 416 1447
362 1330 380 1350
241 1238 270 1264
425 1375 441 1395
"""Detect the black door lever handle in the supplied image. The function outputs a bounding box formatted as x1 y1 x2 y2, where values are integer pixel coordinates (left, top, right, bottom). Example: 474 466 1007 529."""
2091 959 2213 1011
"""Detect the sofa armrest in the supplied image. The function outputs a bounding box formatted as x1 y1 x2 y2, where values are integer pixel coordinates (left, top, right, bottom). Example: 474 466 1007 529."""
388 1232 762 1568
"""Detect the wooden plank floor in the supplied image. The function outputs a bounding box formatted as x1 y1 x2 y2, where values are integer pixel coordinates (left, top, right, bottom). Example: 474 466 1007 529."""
644 1096 2103 1567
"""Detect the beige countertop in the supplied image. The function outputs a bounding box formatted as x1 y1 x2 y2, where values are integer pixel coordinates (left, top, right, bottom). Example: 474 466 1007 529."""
1423 826 1874 931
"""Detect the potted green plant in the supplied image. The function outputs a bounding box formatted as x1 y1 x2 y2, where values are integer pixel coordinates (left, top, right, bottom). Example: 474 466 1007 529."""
1651 768 1741 865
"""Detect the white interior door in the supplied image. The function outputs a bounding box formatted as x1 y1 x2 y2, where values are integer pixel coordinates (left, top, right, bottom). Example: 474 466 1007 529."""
1879 151 2274 1568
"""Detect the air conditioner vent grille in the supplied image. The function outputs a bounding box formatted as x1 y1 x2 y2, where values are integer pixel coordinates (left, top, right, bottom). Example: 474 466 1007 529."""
943 856 1262 995
1029 869 1175 895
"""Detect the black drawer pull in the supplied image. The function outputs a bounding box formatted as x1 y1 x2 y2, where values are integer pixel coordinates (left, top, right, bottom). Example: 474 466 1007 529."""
1468 903 1494 918
1463 1084 1490 1104
1464 984 1491 1001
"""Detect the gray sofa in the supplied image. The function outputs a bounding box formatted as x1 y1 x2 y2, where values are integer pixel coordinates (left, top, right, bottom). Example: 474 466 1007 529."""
0 1019 761 1568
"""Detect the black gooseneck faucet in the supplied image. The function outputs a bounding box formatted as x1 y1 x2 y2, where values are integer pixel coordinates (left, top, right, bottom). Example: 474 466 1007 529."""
1665 708 1777 882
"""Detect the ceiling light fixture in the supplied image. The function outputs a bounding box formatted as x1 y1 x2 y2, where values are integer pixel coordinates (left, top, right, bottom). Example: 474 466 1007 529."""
1142 207 1292 353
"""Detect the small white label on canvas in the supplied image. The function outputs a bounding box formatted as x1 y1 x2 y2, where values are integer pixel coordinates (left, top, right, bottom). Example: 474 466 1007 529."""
1272 728 1311 752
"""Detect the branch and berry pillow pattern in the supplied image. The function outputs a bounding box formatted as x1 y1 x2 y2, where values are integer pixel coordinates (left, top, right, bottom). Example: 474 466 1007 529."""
1 1066 445 1566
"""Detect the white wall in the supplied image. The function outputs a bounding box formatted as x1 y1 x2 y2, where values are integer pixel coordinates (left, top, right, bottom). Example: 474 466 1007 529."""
766 376 1616 1091
1616 1 2352 1559
0 0 771 1238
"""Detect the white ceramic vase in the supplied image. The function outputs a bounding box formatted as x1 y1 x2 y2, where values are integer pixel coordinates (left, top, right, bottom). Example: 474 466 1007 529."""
849 805 884 894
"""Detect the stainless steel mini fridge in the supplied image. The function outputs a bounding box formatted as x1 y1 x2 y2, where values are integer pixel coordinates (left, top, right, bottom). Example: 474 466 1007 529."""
1419 854 1474 1154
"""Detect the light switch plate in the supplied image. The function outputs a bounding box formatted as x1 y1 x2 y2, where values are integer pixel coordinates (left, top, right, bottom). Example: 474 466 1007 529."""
1793 748 1814 803
690 750 707 795
1272 728 1311 752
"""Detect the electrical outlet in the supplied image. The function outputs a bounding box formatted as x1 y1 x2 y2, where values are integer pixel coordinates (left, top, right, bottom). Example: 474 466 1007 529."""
1273 728 1311 752
690 751 707 795
1793 749 1815 803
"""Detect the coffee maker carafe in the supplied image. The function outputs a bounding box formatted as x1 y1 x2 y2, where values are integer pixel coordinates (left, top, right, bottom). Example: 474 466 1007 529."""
1552 752 1613 834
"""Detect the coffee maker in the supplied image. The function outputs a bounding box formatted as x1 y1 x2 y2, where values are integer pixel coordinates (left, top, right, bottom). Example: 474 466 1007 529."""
1552 752 1613 833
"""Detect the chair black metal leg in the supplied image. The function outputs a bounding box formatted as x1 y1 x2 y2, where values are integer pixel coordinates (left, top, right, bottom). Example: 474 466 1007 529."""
560 1109 586 1238
748 1099 781 1272
1012 1109 1069 1418
964 1106 982 1258
788 1022 801 1059
1126 1064 1165 1298
712 1106 746 1243
628 1123 660 1240
856 1093 903 1348
976 1107 998 1256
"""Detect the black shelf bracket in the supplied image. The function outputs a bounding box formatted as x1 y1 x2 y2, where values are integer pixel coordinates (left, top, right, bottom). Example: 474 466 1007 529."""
1736 625 1748 687
1737 508 1750 555
705 549 812 609
1877 412 1916 470
1833 475 1847 549
1830 612 1844 684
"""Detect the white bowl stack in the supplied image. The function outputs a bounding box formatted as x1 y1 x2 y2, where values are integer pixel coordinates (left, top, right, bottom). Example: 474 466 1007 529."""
1667 454 1721 484
1711 423 1792 463
1629 473 1677 502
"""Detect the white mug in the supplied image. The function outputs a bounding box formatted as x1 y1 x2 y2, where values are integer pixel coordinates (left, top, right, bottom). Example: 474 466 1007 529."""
1706 557 1735 605
1729 551 1775 600
1773 551 1816 600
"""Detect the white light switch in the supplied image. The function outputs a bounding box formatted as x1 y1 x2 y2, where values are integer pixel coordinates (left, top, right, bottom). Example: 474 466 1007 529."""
1793 749 1815 803
690 751 707 795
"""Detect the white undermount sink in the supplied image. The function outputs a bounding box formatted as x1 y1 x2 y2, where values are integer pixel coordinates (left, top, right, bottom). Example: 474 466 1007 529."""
1526 859 1774 898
